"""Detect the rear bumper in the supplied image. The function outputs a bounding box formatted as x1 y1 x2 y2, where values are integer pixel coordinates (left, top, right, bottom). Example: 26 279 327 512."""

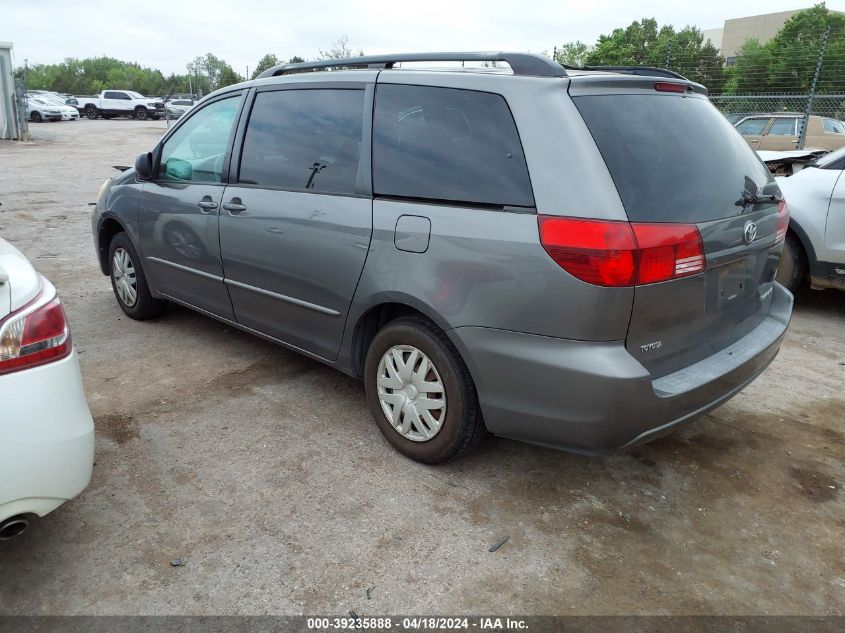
450 283 793 453
0 350 95 523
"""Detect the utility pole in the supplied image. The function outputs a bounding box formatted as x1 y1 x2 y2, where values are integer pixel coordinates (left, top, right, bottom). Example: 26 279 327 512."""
799 26 831 150
664 41 672 69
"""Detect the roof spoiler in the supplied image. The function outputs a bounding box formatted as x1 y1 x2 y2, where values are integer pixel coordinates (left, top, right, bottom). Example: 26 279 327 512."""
579 65 689 80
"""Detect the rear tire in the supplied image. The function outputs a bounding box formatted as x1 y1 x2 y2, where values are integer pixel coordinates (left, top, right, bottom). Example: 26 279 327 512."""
30 111 41 123
108 232 166 320
85 105 98 119
364 316 485 464
775 232 807 293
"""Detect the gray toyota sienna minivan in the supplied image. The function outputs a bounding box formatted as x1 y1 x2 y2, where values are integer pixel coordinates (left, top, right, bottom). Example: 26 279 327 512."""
92 53 793 463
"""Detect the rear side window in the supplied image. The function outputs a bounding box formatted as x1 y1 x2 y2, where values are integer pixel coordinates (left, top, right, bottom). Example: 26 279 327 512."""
373 84 534 207
769 118 797 136
735 117 769 135
823 118 845 135
239 89 364 195
574 94 775 223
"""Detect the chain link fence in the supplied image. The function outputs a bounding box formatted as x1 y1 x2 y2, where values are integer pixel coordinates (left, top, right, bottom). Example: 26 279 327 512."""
708 93 845 120
658 25 844 148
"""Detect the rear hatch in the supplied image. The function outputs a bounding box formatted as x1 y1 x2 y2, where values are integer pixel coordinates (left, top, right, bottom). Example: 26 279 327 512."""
571 78 784 378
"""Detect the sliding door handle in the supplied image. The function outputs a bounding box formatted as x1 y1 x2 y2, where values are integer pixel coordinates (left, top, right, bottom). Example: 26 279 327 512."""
222 199 247 215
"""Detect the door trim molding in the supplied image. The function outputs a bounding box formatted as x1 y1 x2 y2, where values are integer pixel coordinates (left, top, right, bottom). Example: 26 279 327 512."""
224 278 341 317
146 256 223 282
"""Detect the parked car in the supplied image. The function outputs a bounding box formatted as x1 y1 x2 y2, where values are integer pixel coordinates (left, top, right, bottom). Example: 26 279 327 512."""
735 113 845 151
723 111 758 125
773 146 845 292
25 97 62 122
30 94 80 121
91 52 792 464
27 90 79 107
25 96 78 122
75 90 164 120
165 99 194 119
0 237 95 539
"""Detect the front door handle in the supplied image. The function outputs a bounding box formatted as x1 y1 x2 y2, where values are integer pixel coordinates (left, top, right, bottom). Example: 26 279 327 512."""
196 197 218 213
222 198 247 215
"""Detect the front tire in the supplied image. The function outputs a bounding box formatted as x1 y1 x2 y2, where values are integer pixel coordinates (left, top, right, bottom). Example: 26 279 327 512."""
134 107 149 121
108 232 166 320
364 316 485 464
775 232 807 293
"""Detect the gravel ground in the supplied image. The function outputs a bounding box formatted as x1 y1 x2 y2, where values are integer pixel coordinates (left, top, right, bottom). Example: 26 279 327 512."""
0 119 842 616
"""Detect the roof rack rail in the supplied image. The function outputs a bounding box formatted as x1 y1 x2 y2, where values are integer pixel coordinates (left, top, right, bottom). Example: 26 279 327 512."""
579 65 689 80
258 52 567 79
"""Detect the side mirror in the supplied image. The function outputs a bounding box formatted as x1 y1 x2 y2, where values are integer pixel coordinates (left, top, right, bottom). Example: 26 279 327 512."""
135 152 153 180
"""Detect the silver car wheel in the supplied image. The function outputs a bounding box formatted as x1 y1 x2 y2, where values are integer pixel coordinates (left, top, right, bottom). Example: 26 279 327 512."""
112 247 138 307
376 344 447 442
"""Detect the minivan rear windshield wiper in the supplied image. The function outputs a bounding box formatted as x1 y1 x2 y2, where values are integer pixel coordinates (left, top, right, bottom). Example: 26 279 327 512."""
735 192 783 207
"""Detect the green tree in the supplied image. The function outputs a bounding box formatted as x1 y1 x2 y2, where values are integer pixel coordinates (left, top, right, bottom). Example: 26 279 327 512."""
585 18 668 66
766 4 845 94
554 41 589 67
722 39 773 94
251 53 280 79
218 65 244 89
15 56 186 95
187 53 242 92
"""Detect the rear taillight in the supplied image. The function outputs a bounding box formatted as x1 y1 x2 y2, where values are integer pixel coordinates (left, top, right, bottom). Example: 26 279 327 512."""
775 199 789 244
538 216 705 287
0 292 71 376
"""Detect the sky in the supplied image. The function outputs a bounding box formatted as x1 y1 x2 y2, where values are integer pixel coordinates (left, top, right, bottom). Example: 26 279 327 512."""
3 0 843 76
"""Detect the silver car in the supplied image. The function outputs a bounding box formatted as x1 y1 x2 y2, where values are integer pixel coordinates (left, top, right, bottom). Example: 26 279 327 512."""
91 53 792 463
775 146 845 292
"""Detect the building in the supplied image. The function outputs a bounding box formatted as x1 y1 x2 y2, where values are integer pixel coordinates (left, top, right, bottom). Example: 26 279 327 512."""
703 8 837 63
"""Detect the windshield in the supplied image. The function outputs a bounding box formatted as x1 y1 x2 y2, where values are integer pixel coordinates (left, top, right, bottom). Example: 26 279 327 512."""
574 94 777 222
126 91 145 99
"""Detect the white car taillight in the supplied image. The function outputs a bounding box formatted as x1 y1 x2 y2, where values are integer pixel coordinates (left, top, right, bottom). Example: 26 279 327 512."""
0 290 71 376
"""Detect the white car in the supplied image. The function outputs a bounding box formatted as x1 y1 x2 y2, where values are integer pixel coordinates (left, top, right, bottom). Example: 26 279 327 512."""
0 238 94 539
37 94 81 121
165 99 195 119
775 146 845 292
26 96 79 122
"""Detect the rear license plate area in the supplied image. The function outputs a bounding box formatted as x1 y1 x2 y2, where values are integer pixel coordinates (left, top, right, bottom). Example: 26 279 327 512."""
715 258 751 306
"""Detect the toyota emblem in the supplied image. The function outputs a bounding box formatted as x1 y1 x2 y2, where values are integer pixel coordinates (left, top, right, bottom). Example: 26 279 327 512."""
743 220 758 245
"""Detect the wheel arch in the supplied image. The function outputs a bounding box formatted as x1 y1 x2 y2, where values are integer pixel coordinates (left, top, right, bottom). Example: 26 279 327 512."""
785 217 829 284
788 217 816 265
96 216 129 275
348 297 456 378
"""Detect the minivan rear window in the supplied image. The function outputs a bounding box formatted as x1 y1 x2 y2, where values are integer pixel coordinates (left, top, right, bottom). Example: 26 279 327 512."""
373 84 534 208
574 94 775 223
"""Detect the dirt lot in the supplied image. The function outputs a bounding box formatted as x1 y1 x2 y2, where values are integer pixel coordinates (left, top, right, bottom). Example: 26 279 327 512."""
0 118 842 615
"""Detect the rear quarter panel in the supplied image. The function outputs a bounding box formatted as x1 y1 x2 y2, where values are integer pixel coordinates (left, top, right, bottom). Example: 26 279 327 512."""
348 202 634 342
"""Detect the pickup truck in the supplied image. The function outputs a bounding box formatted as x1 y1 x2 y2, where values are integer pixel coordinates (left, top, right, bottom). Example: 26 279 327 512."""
75 90 164 120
